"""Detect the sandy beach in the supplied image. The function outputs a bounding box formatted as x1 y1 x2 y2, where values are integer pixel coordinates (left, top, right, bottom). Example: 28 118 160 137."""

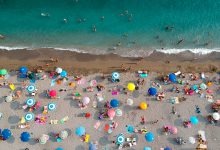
0 65 219 149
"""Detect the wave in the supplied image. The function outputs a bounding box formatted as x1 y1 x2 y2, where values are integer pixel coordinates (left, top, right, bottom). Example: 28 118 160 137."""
0 45 220 57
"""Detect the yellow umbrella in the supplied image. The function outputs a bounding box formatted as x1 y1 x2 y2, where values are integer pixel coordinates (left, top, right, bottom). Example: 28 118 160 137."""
127 83 135 91
139 102 148 110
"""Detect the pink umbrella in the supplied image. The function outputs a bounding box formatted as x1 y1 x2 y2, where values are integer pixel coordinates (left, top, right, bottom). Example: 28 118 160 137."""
171 126 178 134
189 90 194 95
107 109 115 120
49 90 57 97
82 97 90 105
206 89 213 94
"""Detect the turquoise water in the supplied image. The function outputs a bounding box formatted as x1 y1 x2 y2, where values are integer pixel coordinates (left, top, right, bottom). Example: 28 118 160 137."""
0 0 220 55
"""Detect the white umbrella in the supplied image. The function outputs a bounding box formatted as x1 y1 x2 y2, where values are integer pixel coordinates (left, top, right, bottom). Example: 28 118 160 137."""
188 137 196 144
212 112 220 121
59 130 68 139
126 98 133 105
116 109 123 117
5 95 13 103
39 134 49 144
82 97 90 105
56 67 62 74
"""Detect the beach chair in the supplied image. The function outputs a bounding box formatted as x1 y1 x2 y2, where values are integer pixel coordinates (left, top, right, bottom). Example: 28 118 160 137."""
50 120 59 124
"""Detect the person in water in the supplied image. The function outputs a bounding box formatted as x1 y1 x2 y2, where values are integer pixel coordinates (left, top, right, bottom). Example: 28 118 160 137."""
92 25 96 32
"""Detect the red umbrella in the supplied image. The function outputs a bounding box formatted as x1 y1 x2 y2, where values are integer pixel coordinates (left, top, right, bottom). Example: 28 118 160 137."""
49 90 57 97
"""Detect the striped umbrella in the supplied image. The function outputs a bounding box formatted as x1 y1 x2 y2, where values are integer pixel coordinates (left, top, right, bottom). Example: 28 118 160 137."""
48 103 56 111
25 113 35 122
112 72 120 79
27 85 36 93
26 98 36 107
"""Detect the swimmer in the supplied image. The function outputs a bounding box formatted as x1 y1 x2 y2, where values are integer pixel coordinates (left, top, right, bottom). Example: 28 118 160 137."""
165 25 174 31
82 18 86 22
116 42 121 46
0 34 5 39
92 25 96 32
177 39 184 45
41 13 50 17
125 10 129 14
63 19 68 23
100 16 105 20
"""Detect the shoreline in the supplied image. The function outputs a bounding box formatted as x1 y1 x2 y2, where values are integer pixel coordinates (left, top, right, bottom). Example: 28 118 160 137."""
0 48 219 75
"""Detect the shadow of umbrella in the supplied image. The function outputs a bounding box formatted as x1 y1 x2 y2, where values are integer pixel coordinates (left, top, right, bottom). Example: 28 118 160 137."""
8 115 20 124
6 136 15 144
28 138 38 145
75 145 85 150
10 101 21 110
98 136 111 146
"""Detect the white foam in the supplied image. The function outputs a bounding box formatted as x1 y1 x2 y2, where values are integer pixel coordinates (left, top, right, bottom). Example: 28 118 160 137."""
0 46 28 50
155 48 220 55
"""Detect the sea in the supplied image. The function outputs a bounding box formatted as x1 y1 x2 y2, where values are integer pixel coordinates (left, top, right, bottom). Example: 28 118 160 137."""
0 0 220 57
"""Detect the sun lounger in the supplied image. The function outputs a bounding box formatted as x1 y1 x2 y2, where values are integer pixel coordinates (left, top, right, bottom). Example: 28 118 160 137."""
50 120 59 124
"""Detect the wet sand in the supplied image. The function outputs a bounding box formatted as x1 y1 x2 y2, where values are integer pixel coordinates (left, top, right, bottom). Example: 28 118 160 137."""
0 48 220 75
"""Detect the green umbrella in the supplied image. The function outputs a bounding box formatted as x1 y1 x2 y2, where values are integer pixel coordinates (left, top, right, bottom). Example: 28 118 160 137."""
0 69 8 75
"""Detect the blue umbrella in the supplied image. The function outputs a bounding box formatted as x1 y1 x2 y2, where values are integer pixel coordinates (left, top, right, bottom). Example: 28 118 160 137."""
169 73 176 82
48 103 56 111
27 85 36 93
190 116 199 125
26 98 36 107
144 147 152 150
25 113 35 122
19 67 28 74
145 132 154 142
192 85 198 91
116 134 125 144
55 148 63 150
110 99 119 108
148 87 157 96
2 129 12 140
60 70 67 77
126 125 134 134
75 126 85 136
112 72 120 79
20 132 31 142
164 147 172 150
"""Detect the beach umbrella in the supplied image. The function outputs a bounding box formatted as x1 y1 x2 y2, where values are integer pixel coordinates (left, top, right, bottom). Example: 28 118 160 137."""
20 132 31 142
5 95 13 103
19 67 28 74
212 112 220 121
148 87 157 96
171 126 178 134
200 83 207 90
60 70 67 77
49 90 57 97
126 98 133 105
169 73 176 82
75 126 85 136
115 109 122 117
26 98 36 107
110 99 119 108
192 85 198 91
25 113 35 122
59 130 68 139
0 69 7 76
144 147 152 150
127 83 135 91
48 103 56 111
90 80 97 87
188 137 196 144
55 148 64 150
116 134 125 144
164 147 172 150
56 67 62 74
107 109 115 120
112 72 120 79
190 116 199 125
139 102 148 110
82 97 90 105
126 125 134 134
27 85 36 93
89 142 97 150
2 129 12 140
145 132 154 142
39 134 49 144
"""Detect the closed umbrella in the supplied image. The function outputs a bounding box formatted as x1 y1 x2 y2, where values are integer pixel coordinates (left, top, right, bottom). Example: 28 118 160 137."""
126 98 133 105
26 98 36 107
48 103 56 111
115 109 122 117
20 132 31 142
56 67 62 74
59 130 68 139
75 126 85 136
82 97 90 105
2 129 12 140
25 113 35 122
212 112 220 121
5 95 13 103
110 99 119 108
27 85 36 93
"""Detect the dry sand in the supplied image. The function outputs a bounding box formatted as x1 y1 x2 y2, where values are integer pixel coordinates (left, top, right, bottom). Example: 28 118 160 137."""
0 71 219 150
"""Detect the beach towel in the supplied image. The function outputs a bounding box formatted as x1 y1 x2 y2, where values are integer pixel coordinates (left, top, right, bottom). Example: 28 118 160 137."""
9 83 15 91
94 121 101 129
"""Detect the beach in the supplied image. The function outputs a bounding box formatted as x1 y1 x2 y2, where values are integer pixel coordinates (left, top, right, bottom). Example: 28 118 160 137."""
0 61 220 150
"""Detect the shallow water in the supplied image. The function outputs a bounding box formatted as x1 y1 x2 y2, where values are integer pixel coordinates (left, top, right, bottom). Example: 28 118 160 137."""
0 0 220 56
